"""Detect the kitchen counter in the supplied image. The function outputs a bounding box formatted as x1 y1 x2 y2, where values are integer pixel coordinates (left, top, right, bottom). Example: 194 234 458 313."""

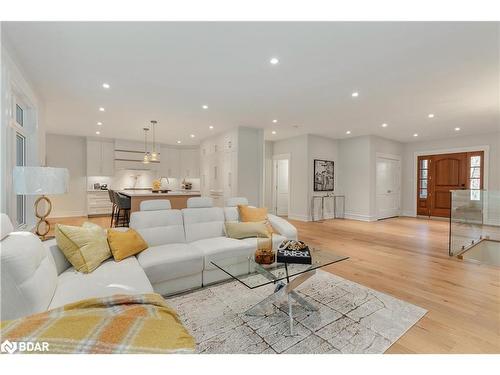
118 190 201 211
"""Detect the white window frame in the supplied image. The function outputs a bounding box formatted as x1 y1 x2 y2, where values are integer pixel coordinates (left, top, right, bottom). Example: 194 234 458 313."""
9 93 31 229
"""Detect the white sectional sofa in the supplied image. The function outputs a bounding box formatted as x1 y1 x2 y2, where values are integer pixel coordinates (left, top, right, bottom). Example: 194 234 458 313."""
0 197 297 321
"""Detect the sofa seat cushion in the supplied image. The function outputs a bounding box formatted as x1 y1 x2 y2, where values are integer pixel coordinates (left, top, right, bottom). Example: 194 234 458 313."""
190 237 255 270
137 243 203 284
49 257 153 309
241 233 287 251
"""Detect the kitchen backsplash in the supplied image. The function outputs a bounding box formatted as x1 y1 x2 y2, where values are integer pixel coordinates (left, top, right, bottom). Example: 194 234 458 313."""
87 171 199 191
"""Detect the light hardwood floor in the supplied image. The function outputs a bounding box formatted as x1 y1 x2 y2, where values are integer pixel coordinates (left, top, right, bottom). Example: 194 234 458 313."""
48 215 500 353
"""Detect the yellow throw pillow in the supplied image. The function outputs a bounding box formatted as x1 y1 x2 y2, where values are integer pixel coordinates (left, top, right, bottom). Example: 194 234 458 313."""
55 222 112 273
225 221 271 239
107 229 148 261
238 205 274 234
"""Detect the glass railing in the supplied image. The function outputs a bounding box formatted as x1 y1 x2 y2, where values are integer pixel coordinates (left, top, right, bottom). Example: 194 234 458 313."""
449 190 500 256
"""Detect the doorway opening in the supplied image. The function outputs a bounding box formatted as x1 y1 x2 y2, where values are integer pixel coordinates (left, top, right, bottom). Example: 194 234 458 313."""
376 154 401 220
417 151 484 218
272 156 289 216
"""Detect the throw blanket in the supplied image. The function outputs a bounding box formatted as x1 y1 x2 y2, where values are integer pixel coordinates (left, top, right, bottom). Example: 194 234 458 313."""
0 294 195 354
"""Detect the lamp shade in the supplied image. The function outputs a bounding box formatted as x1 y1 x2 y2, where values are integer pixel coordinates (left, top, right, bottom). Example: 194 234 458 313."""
13 167 69 195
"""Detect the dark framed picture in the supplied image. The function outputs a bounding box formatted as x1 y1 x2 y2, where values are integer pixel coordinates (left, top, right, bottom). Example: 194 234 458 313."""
314 159 334 191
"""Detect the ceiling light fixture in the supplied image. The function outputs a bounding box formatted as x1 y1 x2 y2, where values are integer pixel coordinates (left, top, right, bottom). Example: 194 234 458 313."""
272 119 278 123
454 127 461 131
97 122 102 126
99 107 105 112
142 127 150 164
202 105 208 109
381 123 388 128
177 140 182 144
190 134 195 138
149 120 159 161
428 113 435 118
271 130 277 135
351 92 359 98
346 130 351 135
413 133 419 137
95 131 100 135
209 125 214 130
270 57 279 65
102 83 110 89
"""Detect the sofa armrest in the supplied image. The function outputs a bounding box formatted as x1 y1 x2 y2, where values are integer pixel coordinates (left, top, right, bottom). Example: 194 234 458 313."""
44 238 71 275
268 214 298 240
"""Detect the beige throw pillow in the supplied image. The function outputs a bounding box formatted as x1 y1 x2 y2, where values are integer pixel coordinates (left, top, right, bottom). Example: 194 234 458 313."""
55 222 112 273
224 221 271 240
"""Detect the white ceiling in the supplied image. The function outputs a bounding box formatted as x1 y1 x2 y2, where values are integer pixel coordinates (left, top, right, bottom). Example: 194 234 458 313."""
2 22 499 145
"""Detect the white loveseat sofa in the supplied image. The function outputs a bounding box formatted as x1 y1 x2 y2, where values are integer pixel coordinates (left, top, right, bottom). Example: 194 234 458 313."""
1 197 297 321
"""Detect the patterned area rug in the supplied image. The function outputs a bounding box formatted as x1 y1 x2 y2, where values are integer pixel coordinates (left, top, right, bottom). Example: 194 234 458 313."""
167 270 427 354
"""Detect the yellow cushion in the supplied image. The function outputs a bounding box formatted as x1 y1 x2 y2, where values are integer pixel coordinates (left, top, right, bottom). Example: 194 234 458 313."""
224 221 271 239
55 222 112 273
107 229 148 261
238 205 274 234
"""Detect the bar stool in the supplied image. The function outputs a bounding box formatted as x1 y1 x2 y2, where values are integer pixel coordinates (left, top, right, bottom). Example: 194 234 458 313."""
112 191 131 227
107 189 116 227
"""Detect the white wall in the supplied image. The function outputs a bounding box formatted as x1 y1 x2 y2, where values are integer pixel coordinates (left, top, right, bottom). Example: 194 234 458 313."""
45 134 87 217
1 37 46 228
308 135 339 219
237 127 264 206
337 136 373 221
401 131 500 216
263 141 274 210
272 135 309 221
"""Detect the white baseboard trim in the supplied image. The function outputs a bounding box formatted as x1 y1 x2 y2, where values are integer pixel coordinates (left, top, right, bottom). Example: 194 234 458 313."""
49 210 87 219
287 213 310 222
344 212 377 222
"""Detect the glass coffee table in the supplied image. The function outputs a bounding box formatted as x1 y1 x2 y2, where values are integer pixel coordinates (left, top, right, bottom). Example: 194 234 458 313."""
211 249 348 334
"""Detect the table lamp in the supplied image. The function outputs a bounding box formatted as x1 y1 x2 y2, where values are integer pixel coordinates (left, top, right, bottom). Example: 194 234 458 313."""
13 166 69 240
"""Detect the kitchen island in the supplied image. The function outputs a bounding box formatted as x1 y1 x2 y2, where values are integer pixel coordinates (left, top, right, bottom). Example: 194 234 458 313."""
118 190 201 212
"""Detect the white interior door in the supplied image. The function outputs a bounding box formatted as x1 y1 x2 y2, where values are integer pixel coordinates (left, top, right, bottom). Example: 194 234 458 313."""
274 159 289 216
376 156 401 219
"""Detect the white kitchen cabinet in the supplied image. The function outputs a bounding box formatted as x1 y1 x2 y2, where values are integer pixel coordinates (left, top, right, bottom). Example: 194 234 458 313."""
180 148 199 178
87 139 114 176
87 191 113 216
159 146 180 177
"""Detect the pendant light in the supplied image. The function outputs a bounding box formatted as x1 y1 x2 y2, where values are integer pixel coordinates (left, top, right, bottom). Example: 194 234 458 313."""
150 120 159 161
142 127 150 164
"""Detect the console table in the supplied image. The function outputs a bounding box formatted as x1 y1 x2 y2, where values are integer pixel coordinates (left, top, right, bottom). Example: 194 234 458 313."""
311 194 345 221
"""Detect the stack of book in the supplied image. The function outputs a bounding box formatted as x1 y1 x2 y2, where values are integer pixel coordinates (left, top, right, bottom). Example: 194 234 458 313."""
276 240 312 265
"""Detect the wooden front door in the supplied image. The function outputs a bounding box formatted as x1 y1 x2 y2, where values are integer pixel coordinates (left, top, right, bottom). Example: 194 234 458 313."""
417 151 484 218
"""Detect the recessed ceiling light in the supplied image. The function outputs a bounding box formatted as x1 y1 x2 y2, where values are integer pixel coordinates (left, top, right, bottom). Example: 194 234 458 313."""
202 105 208 109
97 122 102 126
102 83 110 89
346 130 351 135
99 107 105 112
351 92 359 98
270 57 279 65
190 134 195 138
209 125 214 130
272 119 278 123
454 127 461 131
413 133 419 137
381 123 388 128
95 131 100 135
428 113 435 118
176 140 181 144
271 130 277 135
